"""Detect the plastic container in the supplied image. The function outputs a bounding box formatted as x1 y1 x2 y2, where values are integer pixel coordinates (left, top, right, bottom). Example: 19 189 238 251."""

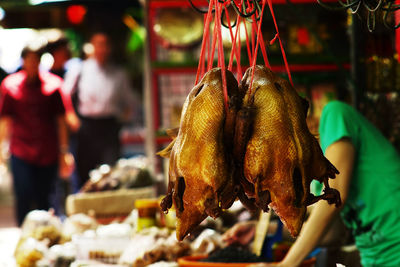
135 198 160 231
72 235 130 264
178 255 316 267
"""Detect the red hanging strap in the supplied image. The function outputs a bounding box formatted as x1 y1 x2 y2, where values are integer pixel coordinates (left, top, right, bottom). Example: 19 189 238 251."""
270 33 278 45
195 0 214 85
208 20 218 71
233 0 244 82
200 15 208 79
227 16 239 70
216 4 221 68
248 0 266 95
225 4 238 71
249 1 256 57
243 18 252 64
257 21 270 69
236 16 242 81
215 2 229 113
249 11 270 69
266 0 293 86
225 3 243 80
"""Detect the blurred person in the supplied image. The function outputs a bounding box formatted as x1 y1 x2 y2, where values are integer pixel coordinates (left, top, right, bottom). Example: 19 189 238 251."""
62 32 135 191
46 37 79 216
224 101 400 267
46 38 80 132
0 67 7 83
0 43 74 225
46 37 71 78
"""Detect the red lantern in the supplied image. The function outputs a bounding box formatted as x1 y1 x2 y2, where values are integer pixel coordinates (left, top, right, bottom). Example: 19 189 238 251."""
297 27 310 46
66 5 86 25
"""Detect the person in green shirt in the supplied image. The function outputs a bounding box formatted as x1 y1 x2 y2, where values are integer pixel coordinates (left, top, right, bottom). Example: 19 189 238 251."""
250 100 400 267
224 100 400 267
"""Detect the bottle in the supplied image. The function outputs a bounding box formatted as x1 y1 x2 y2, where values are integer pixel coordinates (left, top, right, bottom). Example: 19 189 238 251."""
135 198 160 231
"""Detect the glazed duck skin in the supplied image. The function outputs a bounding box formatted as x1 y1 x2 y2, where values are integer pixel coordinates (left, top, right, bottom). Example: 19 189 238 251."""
158 68 240 241
240 65 341 236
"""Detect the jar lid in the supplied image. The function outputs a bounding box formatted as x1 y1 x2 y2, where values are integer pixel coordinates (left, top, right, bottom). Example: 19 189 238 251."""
135 198 160 209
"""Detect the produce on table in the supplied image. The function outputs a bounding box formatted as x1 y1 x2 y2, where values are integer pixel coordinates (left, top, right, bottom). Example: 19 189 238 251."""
200 246 263 263
80 157 154 193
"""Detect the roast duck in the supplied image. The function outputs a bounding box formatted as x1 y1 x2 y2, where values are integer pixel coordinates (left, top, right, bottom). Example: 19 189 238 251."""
159 65 341 240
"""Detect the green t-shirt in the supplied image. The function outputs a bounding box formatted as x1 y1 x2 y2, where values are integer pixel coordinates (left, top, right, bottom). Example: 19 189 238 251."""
318 101 400 267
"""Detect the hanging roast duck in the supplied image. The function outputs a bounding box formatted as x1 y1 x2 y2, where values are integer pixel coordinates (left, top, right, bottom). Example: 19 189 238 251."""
237 65 341 236
158 68 240 241
159 65 341 240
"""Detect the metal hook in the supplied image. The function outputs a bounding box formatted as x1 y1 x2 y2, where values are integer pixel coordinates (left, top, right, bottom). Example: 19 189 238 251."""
381 0 400 11
230 1 244 17
367 10 376 31
253 0 263 21
240 0 258 18
317 0 350 11
344 0 363 9
350 0 362 13
188 0 215 14
188 0 264 22
221 6 238 28
316 0 400 31
381 0 400 29
363 0 383 13
383 7 392 28
188 0 399 32
382 1 400 28
241 1 262 23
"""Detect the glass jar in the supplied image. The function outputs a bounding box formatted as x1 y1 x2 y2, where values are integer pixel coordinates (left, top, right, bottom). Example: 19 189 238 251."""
134 199 160 231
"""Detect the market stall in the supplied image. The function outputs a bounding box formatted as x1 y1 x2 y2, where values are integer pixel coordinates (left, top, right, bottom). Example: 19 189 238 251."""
9 0 346 265
14 201 319 267
0 0 399 266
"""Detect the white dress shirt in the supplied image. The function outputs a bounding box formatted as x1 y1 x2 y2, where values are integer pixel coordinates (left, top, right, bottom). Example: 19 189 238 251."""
63 58 135 119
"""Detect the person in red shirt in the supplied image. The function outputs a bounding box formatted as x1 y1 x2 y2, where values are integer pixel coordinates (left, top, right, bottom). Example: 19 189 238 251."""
0 43 73 225
62 32 134 190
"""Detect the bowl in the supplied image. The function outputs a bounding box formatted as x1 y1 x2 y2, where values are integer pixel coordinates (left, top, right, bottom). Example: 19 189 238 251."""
178 255 252 267
153 8 203 49
178 255 316 267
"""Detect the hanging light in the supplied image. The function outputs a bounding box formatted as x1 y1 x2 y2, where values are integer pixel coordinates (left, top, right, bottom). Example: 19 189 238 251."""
66 5 87 25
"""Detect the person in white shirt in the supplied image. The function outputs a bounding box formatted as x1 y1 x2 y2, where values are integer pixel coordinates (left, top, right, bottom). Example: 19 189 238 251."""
63 32 135 190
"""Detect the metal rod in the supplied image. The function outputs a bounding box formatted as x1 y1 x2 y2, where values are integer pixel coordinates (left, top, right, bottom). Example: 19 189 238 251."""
143 0 156 174
349 13 365 108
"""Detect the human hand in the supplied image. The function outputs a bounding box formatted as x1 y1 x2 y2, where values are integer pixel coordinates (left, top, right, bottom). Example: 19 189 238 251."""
0 152 6 167
59 152 74 180
0 140 9 166
222 221 257 246
66 112 81 133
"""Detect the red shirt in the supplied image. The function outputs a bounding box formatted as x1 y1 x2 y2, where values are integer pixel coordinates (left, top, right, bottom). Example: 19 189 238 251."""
0 71 65 166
